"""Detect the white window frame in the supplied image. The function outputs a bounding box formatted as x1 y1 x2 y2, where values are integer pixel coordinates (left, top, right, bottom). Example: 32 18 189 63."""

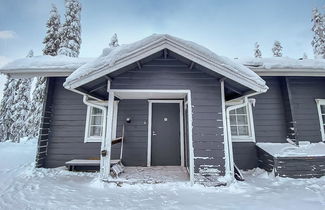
316 99 325 141
226 99 256 143
84 101 118 143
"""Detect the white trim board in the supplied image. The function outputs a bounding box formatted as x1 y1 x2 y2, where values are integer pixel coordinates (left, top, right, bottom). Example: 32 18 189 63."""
147 100 185 167
252 68 325 77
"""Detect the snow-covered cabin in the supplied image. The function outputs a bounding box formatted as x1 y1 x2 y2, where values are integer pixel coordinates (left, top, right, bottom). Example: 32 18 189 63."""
1 34 325 184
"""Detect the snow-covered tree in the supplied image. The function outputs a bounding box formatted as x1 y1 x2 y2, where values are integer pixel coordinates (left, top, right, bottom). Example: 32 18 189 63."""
27 50 34 58
254 42 262 58
303 53 308 59
0 77 17 141
272 40 283 57
10 79 31 142
311 8 325 58
43 4 61 56
58 0 82 57
26 77 47 138
109 33 119 48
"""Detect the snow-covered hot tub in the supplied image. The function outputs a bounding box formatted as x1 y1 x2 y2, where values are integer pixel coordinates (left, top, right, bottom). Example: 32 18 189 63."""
256 143 325 178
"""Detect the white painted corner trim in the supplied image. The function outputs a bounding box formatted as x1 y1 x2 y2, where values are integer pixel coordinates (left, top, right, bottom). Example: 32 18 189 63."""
316 99 325 141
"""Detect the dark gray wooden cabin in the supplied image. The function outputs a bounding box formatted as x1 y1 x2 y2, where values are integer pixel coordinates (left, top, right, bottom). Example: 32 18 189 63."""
1 34 325 184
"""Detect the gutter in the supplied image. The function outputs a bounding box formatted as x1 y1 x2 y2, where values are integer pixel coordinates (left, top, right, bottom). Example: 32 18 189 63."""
223 87 265 183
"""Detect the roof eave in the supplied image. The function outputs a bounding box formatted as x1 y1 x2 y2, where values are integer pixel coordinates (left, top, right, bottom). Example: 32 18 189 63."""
64 38 267 93
250 67 325 77
0 68 74 78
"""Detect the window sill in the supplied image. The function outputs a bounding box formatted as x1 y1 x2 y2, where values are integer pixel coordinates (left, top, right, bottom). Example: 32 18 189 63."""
84 138 102 143
232 138 255 143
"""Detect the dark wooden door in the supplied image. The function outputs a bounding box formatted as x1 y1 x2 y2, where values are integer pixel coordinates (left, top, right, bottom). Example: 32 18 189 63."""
151 103 181 166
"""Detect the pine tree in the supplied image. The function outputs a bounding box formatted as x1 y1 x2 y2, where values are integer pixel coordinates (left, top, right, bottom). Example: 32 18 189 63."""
27 49 34 58
26 77 47 138
311 8 325 58
109 33 119 48
0 77 16 141
43 4 61 56
58 0 82 57
10 79 31 142
272 40 283 57
254 42 262 58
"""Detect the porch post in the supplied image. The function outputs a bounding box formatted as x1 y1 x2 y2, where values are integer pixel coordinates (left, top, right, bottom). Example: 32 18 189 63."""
100 88 114 180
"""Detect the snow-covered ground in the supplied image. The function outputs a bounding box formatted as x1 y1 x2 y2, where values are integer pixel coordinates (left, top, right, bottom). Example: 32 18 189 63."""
1 140 325 209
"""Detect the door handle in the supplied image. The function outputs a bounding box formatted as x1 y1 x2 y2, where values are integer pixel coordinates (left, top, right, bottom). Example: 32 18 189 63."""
152 131 157 136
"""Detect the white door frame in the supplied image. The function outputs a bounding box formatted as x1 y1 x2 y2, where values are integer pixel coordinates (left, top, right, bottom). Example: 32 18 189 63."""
147 100 185 167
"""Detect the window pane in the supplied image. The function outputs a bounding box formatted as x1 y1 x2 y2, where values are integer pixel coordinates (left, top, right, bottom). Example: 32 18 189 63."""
321 105 325 113
90 126 102 137
92 107 102 115
230 116 236 125
229 110 236 114
231 126 238 136
238 126 249 135
237 115 248 125
236 107 246 114
91 116 103 125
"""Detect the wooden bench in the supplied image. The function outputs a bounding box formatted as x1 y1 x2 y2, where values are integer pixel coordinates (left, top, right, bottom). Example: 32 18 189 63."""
65 159 121 171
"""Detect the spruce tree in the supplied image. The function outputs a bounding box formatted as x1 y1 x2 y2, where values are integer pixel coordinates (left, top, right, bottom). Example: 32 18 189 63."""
58 0 82 57
43 4 61 56
10 78 31 142
311 8 325 58
0 77 16 141
109 33 119 48
26 77 47 138
27 49 34 58
272 40 283 57
254 42 262 58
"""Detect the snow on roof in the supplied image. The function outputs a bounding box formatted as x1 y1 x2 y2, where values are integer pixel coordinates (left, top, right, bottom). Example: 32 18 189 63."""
257 142 325 157
237 57 325 70
64 34 267 91
0 55 94 73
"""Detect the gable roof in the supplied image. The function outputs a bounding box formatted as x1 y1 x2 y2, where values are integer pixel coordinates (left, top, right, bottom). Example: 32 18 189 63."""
64 34 268 93
0 55 93 77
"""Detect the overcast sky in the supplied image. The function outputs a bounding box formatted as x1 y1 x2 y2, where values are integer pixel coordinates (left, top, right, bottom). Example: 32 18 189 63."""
0 0 324 99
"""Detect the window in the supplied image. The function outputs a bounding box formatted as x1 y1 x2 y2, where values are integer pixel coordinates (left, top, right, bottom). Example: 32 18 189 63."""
85 106 105 142
227 102 255 142
84 101 118 143
316 99 325 141
230 106 250 136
